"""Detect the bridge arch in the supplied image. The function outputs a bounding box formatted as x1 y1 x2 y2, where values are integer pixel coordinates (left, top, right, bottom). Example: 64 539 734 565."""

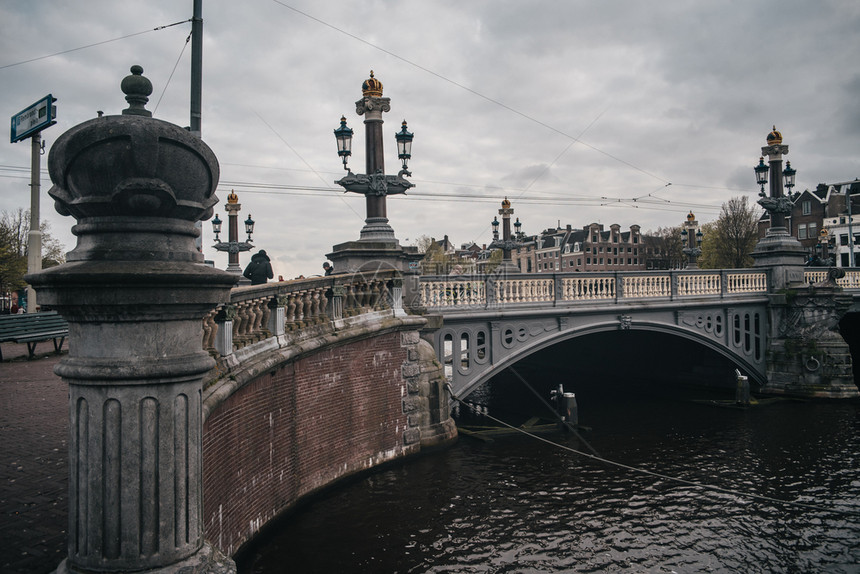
437 311 768 400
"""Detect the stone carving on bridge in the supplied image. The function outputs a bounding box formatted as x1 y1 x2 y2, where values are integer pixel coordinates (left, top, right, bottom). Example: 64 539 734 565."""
677 310 725 341
765 283 857 398
618 315 632 330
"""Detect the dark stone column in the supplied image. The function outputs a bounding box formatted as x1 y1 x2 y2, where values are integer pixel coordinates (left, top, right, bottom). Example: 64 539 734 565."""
26 66 237 573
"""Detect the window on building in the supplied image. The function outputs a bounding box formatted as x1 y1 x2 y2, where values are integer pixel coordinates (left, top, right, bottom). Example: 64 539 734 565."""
802 200 811 215
592 235 598 242
841 234 849 246
798 224 807 240
842 253 850 266
577 258 582 266
633 236 639 243
599 258 604 265
808 222 817 237
586 257 591 265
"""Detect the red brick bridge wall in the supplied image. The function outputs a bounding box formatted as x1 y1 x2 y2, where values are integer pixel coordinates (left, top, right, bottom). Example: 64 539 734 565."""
201 329 419 557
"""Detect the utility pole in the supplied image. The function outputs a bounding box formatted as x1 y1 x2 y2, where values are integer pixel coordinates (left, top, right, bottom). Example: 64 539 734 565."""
190 0 202 138
191 0 204 253
27 133 42 312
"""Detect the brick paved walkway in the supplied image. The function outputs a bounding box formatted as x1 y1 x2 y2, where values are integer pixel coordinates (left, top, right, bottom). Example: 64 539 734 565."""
0 343 68 574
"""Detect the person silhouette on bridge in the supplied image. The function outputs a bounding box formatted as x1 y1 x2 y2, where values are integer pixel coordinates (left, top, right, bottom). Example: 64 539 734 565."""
244 250 274 285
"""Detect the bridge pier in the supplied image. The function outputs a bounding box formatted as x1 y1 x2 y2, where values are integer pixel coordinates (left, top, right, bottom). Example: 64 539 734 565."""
763 277 858 398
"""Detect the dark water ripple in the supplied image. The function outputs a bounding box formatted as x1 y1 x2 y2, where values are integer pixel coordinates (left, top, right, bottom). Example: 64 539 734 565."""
240 395 860 574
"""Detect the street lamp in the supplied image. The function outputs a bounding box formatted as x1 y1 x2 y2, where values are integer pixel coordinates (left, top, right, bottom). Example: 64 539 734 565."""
755 157 769 196
754 126 794 236
332 71 415 242
514 217 523 240
783 161 796 197
395 120 413 170
681 211 702 269
488 197 525 273
244 213 255 241
211 190 255 275
334 116 353 171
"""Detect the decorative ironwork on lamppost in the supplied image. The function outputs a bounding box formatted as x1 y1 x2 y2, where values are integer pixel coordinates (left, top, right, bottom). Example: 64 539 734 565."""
211 190 255 274
755 126 794 235
680 211 703 269
489 197 525 273
333 71 414 242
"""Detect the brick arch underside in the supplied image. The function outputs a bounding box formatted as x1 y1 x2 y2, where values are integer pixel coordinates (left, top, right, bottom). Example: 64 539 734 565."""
201 330 414 559
454 322 766 400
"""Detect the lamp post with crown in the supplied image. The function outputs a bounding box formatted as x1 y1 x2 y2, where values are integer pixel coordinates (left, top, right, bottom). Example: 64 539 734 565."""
327 71 421 274
680 211 703 269
751 126 807 288
488 198 525 274
210 190 255 275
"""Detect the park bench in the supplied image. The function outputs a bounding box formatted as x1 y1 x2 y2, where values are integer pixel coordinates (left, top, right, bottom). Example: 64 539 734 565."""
0 311 68 361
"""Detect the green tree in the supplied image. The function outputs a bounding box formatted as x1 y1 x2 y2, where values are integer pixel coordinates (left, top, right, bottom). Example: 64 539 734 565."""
700 196 760 269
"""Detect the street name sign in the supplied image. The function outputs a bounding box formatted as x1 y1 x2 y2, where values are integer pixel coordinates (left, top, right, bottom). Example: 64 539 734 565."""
10 94 57 143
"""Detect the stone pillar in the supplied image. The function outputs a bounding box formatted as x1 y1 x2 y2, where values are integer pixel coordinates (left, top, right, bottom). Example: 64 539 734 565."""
26 66 237 573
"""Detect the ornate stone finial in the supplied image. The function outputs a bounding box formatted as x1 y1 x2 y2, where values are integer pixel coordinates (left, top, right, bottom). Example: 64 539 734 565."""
121 65 153 117
47 65 220 232
687 211 695 222
502 197 511 209
767 125 783 145
227 190 238 204
362 70 384 97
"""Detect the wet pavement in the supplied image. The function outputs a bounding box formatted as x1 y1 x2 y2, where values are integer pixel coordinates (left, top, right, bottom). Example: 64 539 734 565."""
0 342 68 574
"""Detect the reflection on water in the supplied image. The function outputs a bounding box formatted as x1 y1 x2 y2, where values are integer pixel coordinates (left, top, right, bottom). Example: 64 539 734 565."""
238 379 860 574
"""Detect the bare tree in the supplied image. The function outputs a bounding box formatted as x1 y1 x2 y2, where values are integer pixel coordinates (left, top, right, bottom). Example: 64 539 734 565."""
0 208 66 297
702 196 760 269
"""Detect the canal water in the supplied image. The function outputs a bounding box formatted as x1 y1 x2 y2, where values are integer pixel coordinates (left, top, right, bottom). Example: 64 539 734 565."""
238 338 860 573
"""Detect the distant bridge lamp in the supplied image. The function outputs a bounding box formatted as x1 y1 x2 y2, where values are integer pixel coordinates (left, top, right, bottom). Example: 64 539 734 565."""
211 190 255 274
680 220 703 269
489 198 525 273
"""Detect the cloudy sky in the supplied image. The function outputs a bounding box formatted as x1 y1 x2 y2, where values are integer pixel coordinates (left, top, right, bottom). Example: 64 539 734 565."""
2 1 859 279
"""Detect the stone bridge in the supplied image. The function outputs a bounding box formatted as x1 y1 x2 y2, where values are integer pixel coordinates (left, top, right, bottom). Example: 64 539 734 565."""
418 268 860 400
28 64 860 574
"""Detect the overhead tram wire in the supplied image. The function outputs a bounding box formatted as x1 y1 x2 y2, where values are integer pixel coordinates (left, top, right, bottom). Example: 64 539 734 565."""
445 383 860 520
0 19 192 71
153 31 193 114
252 112 365 221
270 1 670 186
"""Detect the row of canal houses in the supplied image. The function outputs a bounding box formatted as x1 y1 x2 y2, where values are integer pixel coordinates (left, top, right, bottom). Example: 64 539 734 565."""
424 178 859 275
762 179 860 266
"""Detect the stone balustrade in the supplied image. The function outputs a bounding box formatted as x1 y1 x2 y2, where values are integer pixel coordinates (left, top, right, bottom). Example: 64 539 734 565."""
805 268 860 289
420 269 775 310
677 273 721 296
204 270 402 356
495 278 554 304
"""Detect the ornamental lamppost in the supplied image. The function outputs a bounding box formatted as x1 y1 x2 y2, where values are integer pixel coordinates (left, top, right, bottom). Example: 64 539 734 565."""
489 197 525 273
751 126 807 288
211 190 255 274
755 126 796 236
680 211 703 269
332 71 414 242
